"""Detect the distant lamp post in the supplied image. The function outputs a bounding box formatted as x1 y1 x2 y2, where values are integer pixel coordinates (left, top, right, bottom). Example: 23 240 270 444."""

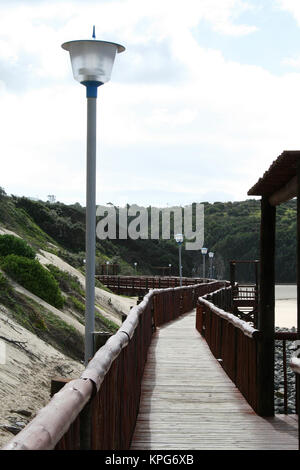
134 262 137 273
62 29 125 366
175 233 184 286
106 261 110 275
201 247 208 279
168 263 172 276
208 252 214 278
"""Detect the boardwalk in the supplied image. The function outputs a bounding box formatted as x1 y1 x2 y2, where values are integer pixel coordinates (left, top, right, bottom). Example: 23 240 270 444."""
131 310 298 450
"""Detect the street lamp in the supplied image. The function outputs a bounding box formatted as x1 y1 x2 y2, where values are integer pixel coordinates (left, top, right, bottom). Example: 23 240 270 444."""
208 252 214 278
106 260 110 275
201 247 208 279
134 262 137 273
62 30 125 365
168 263 172 276
175 233 183 286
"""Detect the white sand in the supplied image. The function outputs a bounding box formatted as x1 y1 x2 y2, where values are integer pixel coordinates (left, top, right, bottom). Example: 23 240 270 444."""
275 285 297 328
0 306 84 448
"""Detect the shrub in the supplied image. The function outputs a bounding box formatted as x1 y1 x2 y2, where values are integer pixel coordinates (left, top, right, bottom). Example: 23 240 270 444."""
46 264 85 296
0 234 35 259
1 255 64 309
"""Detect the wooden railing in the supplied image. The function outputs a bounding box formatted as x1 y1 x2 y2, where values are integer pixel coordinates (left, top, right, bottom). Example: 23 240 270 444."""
97 275 214 295
2 280 225 451
196 287 260 412
197 287 300 418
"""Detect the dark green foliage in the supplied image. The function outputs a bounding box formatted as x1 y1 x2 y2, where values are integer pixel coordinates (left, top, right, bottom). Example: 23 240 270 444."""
0 187 6 199
1 255 64 308
0 193 298 283
0 234 35 259
15 197 85 252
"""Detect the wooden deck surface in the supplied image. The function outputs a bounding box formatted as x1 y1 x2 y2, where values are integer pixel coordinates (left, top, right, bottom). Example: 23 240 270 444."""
130 310 298 450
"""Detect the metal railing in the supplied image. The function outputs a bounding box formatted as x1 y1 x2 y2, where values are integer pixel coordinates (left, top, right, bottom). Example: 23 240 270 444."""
275 332 298 415
2 280 225 450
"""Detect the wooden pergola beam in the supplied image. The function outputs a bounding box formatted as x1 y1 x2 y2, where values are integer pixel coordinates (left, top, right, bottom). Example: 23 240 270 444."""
268 175 297 206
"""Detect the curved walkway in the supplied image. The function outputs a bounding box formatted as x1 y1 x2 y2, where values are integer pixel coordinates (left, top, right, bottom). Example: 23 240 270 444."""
131 310 298 450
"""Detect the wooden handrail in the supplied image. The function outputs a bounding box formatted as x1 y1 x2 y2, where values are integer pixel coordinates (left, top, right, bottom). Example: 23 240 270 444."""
197 289 259 412
199 297 259 338
3 282 225 451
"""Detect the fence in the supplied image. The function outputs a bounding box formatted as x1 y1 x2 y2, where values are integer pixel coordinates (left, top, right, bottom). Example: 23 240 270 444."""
2 280 225 451
97 275 215 295
196 286 260 412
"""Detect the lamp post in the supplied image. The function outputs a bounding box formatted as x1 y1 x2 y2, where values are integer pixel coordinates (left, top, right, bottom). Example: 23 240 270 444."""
106 261 110 275
62 30 125 365
168 263 172 276
175 233 183 286
208 251 214 278
201 247 208 279
134 262 137 274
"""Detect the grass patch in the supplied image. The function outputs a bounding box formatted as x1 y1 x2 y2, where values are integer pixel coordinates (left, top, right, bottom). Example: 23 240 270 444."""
95 311 119 333
0 274 83 360
70 295 85 313
46 264 84 296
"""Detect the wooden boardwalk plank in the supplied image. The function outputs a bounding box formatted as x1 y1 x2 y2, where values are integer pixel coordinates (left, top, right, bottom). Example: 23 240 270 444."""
130 310 298 450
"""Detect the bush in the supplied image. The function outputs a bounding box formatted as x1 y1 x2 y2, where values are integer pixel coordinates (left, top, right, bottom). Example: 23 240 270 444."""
1 255 64 309
0 234 35 259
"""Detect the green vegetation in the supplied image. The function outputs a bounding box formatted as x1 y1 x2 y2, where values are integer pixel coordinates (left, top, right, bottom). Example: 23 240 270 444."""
0 273 83 360
1 255 64 308
0 192 297 284
95 312 119 333
46 264 84 296
70 295 85 313
0 234 36 259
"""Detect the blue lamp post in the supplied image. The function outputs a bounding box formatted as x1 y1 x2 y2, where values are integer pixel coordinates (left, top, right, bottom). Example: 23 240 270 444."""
62 30 125 365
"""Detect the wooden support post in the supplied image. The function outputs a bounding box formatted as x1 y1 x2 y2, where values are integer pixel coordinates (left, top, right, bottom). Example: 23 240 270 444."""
254 261 259 328
257 195 275 416
230 261 235 288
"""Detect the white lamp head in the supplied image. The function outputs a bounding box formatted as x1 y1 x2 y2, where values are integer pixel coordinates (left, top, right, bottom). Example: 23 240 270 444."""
175 233 184 244
209 252 214 258
201 247 208 255
62 39 125 85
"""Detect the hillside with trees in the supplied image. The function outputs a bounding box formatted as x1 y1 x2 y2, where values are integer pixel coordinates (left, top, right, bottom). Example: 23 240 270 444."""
0 187 297 283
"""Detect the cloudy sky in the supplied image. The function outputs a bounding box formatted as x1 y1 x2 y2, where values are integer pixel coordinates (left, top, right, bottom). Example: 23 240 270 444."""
1 0 300 206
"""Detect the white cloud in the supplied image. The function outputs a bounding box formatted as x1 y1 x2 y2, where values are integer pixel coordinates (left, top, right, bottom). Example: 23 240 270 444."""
276 0 300 24
0 0 297 206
